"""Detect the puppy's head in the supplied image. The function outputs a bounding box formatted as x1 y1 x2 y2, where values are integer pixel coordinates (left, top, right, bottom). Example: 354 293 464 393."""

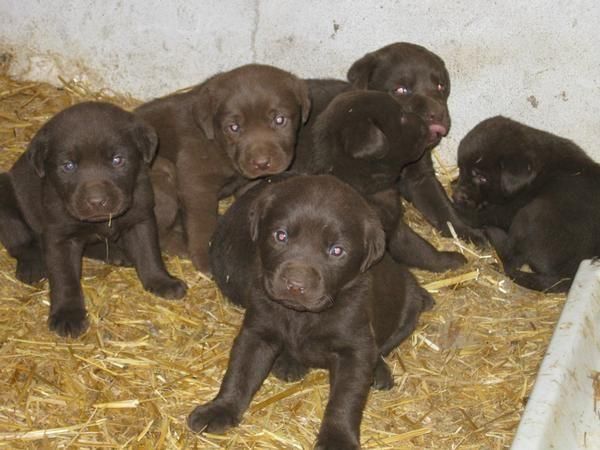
315 90 428 166
452 116 538 211
347 42 451 147
28 101 157 222
248 175 385 312
192 64 311 179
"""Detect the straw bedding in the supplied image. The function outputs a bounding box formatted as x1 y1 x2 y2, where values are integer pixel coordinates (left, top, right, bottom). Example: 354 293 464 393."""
0 74 566 449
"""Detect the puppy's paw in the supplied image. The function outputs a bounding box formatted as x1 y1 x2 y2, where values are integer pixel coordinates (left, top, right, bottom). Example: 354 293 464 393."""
190 252 212 276
272 352 308 382
187 402 239 434
315 429 360 450
372 358 394 390
435 251 467 271
146 276 187 300
48 307 89 338
16 257 46 284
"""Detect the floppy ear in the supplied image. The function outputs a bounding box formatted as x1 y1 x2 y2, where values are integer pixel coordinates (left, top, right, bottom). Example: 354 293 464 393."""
294 79 312 124
27 128 49 178
500 155 536 195
341 118 389 160
248 188 275 242
361 212 386 272
129 119 158 164
347 52 377 89
191 84 216 140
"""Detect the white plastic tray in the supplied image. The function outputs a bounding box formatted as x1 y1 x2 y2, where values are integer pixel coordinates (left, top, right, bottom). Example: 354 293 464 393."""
511 259 600 449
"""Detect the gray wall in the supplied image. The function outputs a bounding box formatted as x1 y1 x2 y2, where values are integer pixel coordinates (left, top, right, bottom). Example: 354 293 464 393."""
1 0 599 163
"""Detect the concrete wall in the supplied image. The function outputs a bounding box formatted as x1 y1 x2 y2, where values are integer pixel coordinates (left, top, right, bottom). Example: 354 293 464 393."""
1 0 598 163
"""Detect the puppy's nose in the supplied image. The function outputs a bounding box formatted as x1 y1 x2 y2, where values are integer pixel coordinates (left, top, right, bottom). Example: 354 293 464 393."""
251 156 271 171
86 194 109 208
285 278 306 295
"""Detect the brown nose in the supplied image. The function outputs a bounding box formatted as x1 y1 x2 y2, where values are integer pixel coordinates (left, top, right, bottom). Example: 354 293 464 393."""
86 194 109 208
251 156 271 171
285 277 306 295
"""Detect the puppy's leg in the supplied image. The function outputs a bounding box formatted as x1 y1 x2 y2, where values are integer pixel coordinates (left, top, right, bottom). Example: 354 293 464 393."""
271 350 308 382
399 155 486 245
176 146 222 274
316 350 375 450
388 220 466 271
120 218 187 299
187 325 279 433
0 175 46 283
45 236 88 337
379 271 434 358
485 226 571 292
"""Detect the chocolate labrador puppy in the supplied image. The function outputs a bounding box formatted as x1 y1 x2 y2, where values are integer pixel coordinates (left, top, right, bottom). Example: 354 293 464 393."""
294 42 483 245
0 102 187 337
196 175 433 449
136 64 311 272
295 89 466 271
452 116 600 292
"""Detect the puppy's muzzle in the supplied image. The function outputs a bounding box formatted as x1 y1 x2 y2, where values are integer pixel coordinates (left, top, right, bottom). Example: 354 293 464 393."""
238 142 293 179
71 181 128 222
265 262 332 312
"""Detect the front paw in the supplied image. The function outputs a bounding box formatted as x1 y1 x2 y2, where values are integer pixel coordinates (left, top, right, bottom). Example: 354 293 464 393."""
271 352 308 382
187 402 239 434
16 256 46 285
436 251 467 271
48 306 88 338
190 250 212 276
145 276 187 299
372 358 394 390
316 429 360 450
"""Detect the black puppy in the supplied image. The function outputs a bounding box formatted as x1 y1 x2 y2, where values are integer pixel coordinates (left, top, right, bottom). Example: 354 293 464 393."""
296 89 466 272
452 116 600 292
195 175 433 449
0 102 187 337
294 42 483 245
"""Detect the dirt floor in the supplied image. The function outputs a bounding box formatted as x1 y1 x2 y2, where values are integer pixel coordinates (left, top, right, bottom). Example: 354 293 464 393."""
0 75 565 449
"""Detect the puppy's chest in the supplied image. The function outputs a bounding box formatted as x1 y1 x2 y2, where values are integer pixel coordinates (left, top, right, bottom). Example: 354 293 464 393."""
276 313 359 368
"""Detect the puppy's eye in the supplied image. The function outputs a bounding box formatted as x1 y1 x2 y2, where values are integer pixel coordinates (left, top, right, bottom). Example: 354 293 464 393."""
62 160 77 173
228 123 240 133
273 114 287 127
111 154 125 167
437 83 446 93
393 85 411 96
329 245 345 257
471 169 487 185
274 229 288 243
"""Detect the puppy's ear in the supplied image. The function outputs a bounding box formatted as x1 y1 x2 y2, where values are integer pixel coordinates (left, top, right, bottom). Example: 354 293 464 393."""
27 128 49 178
248 189 275 242
294 79 312 124
500 155 536 195
129 118 158 164
191 84 216 140
341 118 389 160
361 212 386 272
347 52 377 89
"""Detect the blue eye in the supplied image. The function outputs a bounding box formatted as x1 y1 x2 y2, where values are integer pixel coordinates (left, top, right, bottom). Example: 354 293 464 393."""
62 160 77 172
329 245 344 257
112 154 124 167
274 229 288 243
